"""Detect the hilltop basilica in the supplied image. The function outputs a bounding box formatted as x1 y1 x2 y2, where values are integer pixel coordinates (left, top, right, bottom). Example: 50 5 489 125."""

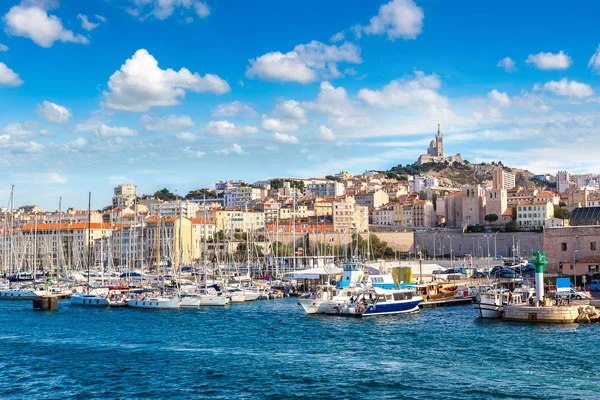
416 124 463 165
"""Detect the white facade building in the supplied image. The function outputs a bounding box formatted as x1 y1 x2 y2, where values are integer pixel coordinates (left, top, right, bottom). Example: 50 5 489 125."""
305 180 346 198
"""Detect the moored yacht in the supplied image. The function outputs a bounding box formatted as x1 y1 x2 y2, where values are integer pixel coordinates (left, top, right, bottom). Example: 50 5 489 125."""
328 288 423 317
127 293 181 309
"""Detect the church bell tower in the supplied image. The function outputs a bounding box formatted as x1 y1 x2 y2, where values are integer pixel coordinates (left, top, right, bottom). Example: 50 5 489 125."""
436 123 444 157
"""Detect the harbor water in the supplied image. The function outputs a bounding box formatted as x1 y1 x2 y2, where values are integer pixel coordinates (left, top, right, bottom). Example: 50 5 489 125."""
0 299 599 399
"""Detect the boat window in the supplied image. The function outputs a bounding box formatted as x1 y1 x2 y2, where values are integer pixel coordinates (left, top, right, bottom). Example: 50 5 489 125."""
386 295 393 301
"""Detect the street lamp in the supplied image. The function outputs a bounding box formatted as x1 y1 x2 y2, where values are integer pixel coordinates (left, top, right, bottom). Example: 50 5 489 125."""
433 232 438 260
494 231 498 258
574 249 580 288
447 235 453 269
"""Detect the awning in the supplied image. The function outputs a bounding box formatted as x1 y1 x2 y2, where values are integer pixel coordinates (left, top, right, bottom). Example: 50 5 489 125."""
289 266 343 280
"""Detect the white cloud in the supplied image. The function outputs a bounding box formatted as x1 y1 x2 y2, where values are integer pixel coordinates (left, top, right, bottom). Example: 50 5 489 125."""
261 100 308 132
272 132 299 144
95 15 106 22
496 57 516 73
176 132 198 142
589 45 600 73
246 40 361 83
45 172 68 184
330 31 345 42
3 3 88 48
203 120 258 138
39 129 54 137
512 91 549 113
3 121 37 136
0 63 23 86
194 2 210 18
525 51 572 70
211 101 258 118
305 81 369 127
183 146 205 158
215 143 245 155
487 89 510 107
539 78 594 99
316 125 335 140
36 100 72 123
127 0 211 20
139 114 194 131
357 71 447 110
102 49 230 112
66 137 87 150
75 121 139 138
361 0 424 40
0 44 8 51
77 14 103 31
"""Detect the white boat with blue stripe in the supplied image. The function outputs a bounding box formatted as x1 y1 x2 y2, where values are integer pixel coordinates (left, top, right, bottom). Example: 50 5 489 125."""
328 288 423 317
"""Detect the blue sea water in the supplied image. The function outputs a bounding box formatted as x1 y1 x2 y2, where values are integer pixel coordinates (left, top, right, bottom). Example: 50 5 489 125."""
0 298 598 399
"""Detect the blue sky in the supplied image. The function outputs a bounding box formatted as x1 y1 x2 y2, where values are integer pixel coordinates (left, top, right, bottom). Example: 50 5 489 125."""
1 0 600 209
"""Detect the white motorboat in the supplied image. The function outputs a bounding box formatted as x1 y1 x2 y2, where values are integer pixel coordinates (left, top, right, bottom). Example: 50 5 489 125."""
199 294 229 306
127 294 180 309
70 293 111 306
180 295 201 308
0 287 48 300
298 285 358 315
474 289 508 319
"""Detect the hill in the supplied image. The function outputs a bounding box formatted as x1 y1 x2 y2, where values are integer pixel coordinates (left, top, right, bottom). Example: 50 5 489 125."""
384 161 555 190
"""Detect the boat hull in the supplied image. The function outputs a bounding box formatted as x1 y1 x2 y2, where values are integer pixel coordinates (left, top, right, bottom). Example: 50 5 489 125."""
361 299 422 317
127 298 180 309
0 289 46 300
180 296 201 308
298 298 349 315
199 295 229 306
474 302 503 319
70 295 110 306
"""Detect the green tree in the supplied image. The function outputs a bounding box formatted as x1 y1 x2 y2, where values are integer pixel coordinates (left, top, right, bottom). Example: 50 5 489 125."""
270 179 284 190
153 188 177 201
325 175 342 182
484 213 499 223
185 188 217 200
505 220 520 232
554 206 569 219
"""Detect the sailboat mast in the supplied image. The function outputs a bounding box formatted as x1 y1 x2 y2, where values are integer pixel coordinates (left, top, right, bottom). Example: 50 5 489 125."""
87 192 91 294
9 185 14 276
203 192 207 292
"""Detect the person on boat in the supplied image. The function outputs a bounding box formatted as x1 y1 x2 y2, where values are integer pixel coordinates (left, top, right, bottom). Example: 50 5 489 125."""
508 292 513 305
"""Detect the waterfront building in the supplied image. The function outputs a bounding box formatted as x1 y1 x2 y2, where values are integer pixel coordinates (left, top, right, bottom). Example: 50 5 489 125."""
515 200 554 228
485 189 507 223
112 184 138 209
205 208 265 233
224 186 266 208
332 196 368 232
543 225 600 274
305 179 346 198
354 189 390 210
372 205 395 225
492 168 516 190
149 201 199 219
462 185 486 226
412 200 435 227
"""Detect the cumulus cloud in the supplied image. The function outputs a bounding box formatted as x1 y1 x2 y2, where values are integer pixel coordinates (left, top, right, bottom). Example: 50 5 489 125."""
357 71 447 111
75 121 139 138
261 100 307 132
246 40 361 83
176 132 198 142
102 49 230 112
3 121 38 136
77 14 104 31
211 101 258 118
588 45 600 73
513 91 549 113
183 146 205 158
0 63 23 86
538 78 594 99
215 143 245 155
487 90 511 107
127 0 210 21
526 51 572 70
66 137 87 150
330 31 345 42
0 44 8 51
360 0 424 40
305 81 369 127
203 120 258 138
3 3 88 48
497 57 516 73
272 132 299 144
139 114 194 131
36 100 72 123
316 125 335 140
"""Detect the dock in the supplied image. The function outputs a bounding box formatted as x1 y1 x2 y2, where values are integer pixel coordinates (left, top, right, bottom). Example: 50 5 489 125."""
420 296 475 308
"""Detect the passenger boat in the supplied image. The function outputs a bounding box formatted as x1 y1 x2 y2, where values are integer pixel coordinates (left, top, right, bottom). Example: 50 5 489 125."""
474 289 509 319
328 288 423 317
70 293 111 306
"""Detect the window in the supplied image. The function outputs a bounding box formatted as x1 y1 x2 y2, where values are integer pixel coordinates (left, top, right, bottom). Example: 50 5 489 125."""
592 242 597 251
561 243 567 251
